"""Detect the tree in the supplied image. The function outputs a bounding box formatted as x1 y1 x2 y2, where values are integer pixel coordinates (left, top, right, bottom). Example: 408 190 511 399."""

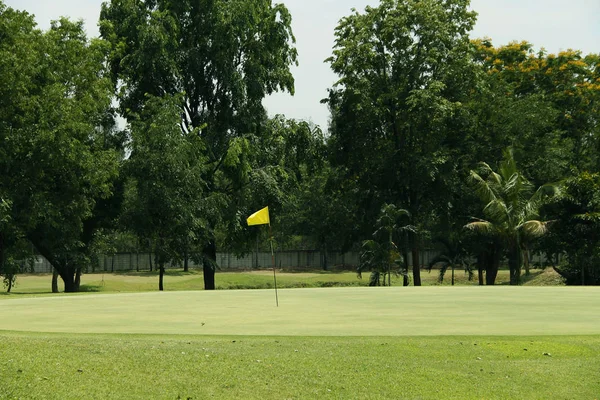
465 149 557 285
0 4 121 292
470 40 600 180
0 4 37 292
0 198 17 292
427 233 474 286
100 0 298 289
358 204 411 286
124 95 208 290
547 172 600 285
324 0 477 285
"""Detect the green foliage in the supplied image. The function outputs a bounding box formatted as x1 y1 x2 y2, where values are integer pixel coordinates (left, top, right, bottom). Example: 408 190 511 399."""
471 39 600 179
324 0 477 285
124 95 209 289
0 4 121 292
465 149 558 285
358 204 412 286
1 0 599 295
548 172 600 285
101 0 299 288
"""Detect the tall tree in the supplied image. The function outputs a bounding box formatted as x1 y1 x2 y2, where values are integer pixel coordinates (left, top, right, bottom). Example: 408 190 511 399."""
465 149 557 285
124 95 208 290
0 3 38 290
100 0 298 289
547 172 600 285
0 3 121 292
324 0 477 285
471 40 600 180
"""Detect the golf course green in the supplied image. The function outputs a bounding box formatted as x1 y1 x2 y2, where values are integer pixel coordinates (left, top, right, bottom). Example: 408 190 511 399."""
2 284 600 399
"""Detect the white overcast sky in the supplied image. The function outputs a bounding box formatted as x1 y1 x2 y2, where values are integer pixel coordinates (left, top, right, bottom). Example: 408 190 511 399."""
5 0 599 130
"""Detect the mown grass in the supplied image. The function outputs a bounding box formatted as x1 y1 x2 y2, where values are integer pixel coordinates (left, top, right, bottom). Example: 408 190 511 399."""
1 271 582 399
1 287 598 336
1 332 598 399
0 267 563 296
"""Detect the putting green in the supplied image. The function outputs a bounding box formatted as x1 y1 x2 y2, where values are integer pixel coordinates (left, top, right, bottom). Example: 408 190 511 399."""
1 287 599 336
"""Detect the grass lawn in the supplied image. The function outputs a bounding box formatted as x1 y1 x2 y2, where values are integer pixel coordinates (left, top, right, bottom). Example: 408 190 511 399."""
2 272 595 399
0 286 597 336
0 266 563 296
1 333 598 399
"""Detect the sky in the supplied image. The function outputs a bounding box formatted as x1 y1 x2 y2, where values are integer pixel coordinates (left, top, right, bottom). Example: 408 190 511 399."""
5 0 599 130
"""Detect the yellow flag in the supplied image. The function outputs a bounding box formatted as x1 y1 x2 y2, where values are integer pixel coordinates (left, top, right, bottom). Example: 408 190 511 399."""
247 206 270 226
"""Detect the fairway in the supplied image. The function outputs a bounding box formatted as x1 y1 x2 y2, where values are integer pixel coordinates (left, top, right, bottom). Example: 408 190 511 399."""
3 287 600 399
2 286 599 336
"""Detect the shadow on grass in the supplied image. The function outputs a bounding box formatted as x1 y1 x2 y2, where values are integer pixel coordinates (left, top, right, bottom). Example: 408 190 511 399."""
79 284 104 292
92 269 202 278
496 268 546 285
0 291 60 296
93 268 357 277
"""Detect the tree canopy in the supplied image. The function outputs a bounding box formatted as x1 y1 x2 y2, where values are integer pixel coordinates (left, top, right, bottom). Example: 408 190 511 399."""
1 0 599 291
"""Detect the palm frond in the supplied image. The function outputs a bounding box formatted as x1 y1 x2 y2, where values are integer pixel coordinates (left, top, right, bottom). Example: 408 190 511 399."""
521 200 540 221
499 148 517 180
469 170 497 203
427 254 451 271
488 171 503 186
464 220 495 235
531 183 561 203
397 224 417 234
517 220 548 238
573 212 600 222
483 199 509 224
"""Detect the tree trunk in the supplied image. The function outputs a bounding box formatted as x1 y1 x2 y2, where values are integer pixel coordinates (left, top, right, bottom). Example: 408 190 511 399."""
148 252 153 272
451 265 455 286
183 246 189 272
508 244 521 285
486 247 500 285
159 264 164 291
57 263 80 293
402 246 410 286
523 247 530 276
75 268 82 288
52 268 59 293
203 240 216 290
477 253 485 286
411 245 421 286
0 233 3 274
0 235 10 292
409 231 422 286
28 237 80 292
62 274 80 292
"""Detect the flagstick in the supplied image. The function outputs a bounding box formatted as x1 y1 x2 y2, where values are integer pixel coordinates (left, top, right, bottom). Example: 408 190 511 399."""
269 223 279 307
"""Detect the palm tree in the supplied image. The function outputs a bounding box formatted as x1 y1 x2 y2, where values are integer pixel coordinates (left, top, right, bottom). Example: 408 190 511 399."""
465 149 557 285
427 237 474 285
359 204 412 286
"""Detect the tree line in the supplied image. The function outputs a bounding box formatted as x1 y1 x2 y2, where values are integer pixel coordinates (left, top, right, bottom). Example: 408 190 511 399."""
0 0 598 292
